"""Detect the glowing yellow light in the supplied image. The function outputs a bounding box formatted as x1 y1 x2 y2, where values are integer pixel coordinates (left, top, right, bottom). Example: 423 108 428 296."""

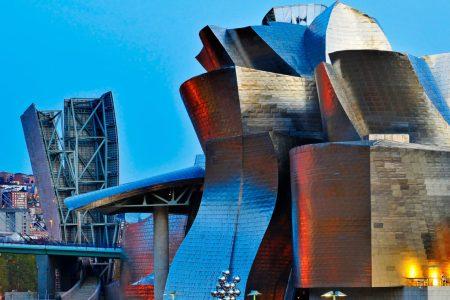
429 267 439 278
408 265 418 278
428 266 440 286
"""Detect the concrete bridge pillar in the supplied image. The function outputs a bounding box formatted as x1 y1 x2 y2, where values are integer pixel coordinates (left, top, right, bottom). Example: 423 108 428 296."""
153 206 169 300
36 255 79 299
36 255 57 299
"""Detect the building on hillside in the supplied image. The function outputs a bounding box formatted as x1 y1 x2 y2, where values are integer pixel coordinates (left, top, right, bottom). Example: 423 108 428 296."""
0 208 30 235
0 172 13 184
8 191 28 209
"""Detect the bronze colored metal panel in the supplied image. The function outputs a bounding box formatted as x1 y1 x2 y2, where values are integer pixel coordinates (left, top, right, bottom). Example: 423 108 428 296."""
196 26 234 72
180 67 242 150
290 142 372 288
315 63 360 141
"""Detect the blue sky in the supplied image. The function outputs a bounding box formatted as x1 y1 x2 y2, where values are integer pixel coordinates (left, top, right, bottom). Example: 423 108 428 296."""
1 0 449 183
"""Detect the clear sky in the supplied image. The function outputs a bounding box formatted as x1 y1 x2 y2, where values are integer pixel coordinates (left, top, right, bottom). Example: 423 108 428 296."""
1 0 449 183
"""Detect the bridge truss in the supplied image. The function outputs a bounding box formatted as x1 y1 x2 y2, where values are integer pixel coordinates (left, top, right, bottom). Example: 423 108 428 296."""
21 92 120 246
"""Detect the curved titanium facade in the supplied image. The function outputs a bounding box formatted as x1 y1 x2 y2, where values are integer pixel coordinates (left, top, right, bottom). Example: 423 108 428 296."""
165 1 450 297
166 133 297 299
291 141 450 288
197 26 300 76
424 53 450 106
180 66 322 150
315 63 360 141
197 3 391 78
169 59 323 298
316 50 450 147
305 2 392 69
290 143 371 288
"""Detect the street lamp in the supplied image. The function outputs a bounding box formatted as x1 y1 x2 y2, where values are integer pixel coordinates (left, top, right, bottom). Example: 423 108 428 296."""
211 270 241 300
247 290 262 300
321 291 347 300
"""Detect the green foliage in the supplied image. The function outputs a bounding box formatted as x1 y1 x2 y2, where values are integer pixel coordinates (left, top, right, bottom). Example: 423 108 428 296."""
0 253 37 293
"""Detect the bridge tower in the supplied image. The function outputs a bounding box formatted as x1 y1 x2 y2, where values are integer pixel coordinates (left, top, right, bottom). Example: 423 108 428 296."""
21 92 120 245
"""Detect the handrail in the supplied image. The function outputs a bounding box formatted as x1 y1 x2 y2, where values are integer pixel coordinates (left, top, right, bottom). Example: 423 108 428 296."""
59 268 86 299
87 282 101 300
0 242 124 259
59 279 82 299
0 240 122 249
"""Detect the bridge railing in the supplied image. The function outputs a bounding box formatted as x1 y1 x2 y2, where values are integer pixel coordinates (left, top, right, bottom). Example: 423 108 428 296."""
0 239 122 249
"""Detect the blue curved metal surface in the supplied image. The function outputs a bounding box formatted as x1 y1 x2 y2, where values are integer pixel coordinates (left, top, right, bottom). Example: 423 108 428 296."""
424 53 450 107
304 2 335 69
166 134 288 299
408 54 450 123
252 22 312 75
64 166 205 211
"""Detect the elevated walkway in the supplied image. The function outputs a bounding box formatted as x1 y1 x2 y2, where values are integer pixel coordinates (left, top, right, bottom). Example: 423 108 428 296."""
0 242 124 258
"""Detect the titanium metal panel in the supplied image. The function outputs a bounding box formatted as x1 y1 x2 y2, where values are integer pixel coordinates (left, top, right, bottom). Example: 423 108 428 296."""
251 23 312 76
196 26 234 74
326 50 450 146
424 53 450 109
315 63 360 141
262 4 327 25
165 138 243 300
166 133 296 299
21 105 62 240
305 2 392 70
409 54 450 123
290 142 372 288
197 26 298 75
181 66 323 150
176 46 324 298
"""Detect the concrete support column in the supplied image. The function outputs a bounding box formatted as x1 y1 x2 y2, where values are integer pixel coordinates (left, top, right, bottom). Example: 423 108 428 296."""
153 206 169 300
36 255 56 299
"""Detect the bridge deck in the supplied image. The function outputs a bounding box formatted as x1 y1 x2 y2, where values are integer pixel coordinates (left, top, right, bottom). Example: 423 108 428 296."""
0 242 124 258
